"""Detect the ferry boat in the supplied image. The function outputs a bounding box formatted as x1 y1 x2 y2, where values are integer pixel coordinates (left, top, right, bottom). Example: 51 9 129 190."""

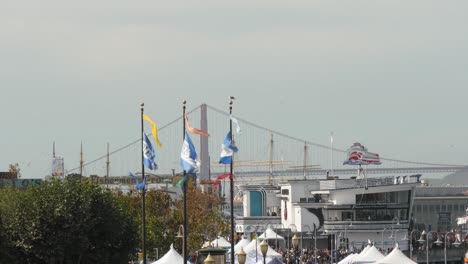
343 142 381 165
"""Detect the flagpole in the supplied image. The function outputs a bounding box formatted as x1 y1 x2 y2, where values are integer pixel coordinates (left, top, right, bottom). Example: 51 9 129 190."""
182 100 188 264
229 96 235 264
141 103 147 264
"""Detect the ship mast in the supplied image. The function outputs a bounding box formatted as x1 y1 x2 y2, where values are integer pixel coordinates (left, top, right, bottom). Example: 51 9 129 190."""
79 142 84 179
269 134 274 185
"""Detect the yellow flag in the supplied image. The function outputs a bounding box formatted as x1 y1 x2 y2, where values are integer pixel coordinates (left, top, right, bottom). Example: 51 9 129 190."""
143 114 162 148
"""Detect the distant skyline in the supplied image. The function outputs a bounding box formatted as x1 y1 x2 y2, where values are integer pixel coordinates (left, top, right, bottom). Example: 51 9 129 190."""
1 1 468 178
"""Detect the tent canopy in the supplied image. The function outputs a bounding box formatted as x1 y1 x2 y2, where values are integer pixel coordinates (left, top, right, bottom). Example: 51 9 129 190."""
338 253 358 264
234 237 251 253
151 244 189 264
376 246 417 264
258 228 285 240
351 246 384 263
202 236 231 248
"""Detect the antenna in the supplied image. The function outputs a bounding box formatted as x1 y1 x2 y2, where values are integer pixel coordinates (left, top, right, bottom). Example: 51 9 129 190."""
106 143 110 188
53 141 56 158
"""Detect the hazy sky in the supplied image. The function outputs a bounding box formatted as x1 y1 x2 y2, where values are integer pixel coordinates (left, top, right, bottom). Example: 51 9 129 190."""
2 1 468 178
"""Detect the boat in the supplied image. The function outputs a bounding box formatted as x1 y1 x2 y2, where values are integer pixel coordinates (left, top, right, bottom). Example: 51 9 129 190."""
343 142 381 165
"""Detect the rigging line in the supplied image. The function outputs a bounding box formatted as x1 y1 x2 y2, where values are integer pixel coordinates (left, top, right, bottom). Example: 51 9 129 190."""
66 105 201 173
206 104 465 167
207 105 340 151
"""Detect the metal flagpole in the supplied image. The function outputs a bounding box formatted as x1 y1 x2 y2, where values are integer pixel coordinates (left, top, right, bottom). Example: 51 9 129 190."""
183 100 188 264
141 103 147 264
229 96 235 264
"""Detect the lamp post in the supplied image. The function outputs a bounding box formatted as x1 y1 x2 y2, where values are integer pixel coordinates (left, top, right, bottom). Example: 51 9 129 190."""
275 223 285 250
313 224 317 264
402 229 421 260
344 219 352 250
390 216 400 246
303 224 317 257
418 230 438 264
176 225 185 260
288 224 297 254
246 224 262 263
260 239 268 264
238 247 246 264
292 234 299 264
381 227 388 251
444 231 461 264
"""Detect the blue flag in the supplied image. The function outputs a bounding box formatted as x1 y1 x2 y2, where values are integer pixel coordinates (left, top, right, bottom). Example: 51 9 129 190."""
143 133 158 170
129 172 146 190
219 131 238 164
180 132 199 173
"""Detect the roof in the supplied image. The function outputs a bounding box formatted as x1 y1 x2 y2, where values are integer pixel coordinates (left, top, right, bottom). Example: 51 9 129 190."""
415 186 468 197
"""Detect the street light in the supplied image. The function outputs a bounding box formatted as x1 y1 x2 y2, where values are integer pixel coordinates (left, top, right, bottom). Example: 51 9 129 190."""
288 224 297 253
246 224 262 263
402 230 421 260
444 231 461 264
274 223 285 250
204 254 215 264
176 225 184 258
260 239 268 264
237 247 246 264
390 216 400 245
381 226 389 251
418 230 438 264
344 219 352 250
292 234 299 264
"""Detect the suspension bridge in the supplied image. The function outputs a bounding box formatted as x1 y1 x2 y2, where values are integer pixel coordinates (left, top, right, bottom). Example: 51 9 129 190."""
64 104 466 184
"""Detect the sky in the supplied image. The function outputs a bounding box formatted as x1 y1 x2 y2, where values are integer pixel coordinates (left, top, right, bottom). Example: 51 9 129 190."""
1 1 468 179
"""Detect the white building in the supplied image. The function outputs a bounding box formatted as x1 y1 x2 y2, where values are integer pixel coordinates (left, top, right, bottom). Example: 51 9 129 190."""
236 174 421 251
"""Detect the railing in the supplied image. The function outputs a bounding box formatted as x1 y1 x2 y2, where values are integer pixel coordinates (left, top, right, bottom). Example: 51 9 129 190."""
409 247 466 263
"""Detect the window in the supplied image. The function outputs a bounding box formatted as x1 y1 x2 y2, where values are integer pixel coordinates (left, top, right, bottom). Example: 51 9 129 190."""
282 189 289 195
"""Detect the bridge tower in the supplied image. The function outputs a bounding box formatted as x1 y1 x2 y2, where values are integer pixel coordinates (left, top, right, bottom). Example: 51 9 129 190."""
199 104 210 181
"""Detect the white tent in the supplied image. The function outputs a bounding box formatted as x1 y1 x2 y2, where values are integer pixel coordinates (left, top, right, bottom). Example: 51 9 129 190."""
375 246 417 264
351 245 384 264
234 237 251 253
243 239 282 258
338 253 358 264
202 236 231 248
151 244 189 264
258 228 285 240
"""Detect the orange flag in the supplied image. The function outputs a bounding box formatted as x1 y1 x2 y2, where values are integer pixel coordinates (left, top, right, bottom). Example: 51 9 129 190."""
185 114 209 136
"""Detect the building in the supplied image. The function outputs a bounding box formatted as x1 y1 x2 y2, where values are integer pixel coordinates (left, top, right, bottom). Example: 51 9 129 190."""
236 174 421 251
413 186 468 232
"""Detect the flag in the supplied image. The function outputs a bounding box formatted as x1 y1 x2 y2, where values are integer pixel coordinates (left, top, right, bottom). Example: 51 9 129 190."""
284 200 287 220
180 132 200 173
143 114 162 148
230 115 242 135
185 114 209 136
129 172 146 190
143 134 158 170
213 173 232 188
219 131 238 164
176 175 188 188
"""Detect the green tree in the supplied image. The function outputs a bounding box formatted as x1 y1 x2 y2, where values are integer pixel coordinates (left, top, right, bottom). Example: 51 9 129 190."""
0 177 138 264
8 163 21 178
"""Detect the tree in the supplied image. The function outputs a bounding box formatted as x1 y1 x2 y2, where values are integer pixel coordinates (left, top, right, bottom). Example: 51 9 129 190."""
8 163 20 178
0 177 138 264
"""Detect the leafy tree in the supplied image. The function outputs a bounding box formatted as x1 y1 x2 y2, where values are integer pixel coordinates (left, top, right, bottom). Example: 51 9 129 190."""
8 163 21 178
0 178 138 264
118 183 228 258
